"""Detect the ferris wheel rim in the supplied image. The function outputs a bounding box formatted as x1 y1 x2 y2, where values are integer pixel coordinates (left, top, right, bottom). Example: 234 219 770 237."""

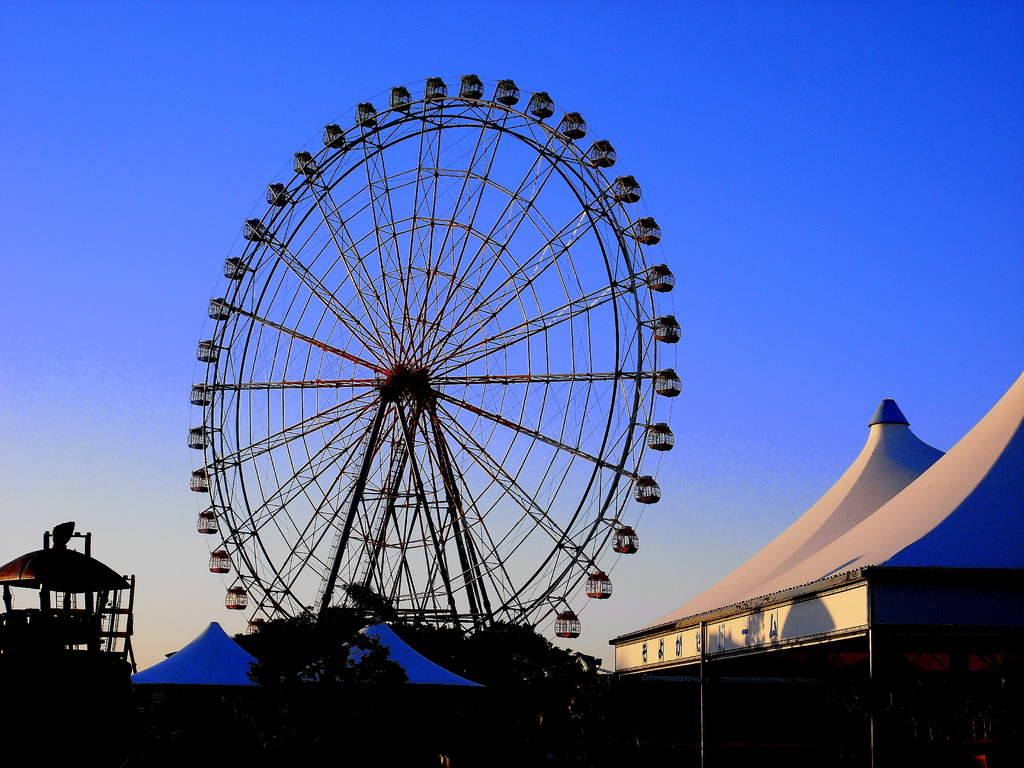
192 76 673 633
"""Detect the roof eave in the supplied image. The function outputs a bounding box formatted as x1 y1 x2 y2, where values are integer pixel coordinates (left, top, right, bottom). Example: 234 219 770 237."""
609 569 867 645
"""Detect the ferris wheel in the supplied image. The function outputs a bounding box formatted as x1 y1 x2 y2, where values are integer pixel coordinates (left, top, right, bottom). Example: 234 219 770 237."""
189 75 678 638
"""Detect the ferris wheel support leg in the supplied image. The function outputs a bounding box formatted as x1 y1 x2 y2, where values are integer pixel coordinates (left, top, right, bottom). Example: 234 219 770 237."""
360 407 421 593
395 401 462 626
426 403 493 628
318 397 389 619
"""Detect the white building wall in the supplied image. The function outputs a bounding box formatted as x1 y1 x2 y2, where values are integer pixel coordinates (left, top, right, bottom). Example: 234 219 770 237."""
615 582 868 673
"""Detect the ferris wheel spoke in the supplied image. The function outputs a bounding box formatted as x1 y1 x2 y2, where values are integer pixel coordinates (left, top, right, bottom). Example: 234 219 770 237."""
398 119 439 360
305 184 401 358
230 400 380 542
410 106 509 360
259 233 391 356
422 131 563 361
404 218 513 359
222 302 385 374
356 131 407 360
425 203 600 360
222 429 381 616
208 378 378 392
433 408 600 577
208 391 373 471
439 227 591 359
433 370 655 386
434 272 647 373
255 406 391 562
443 460 528 620
436 407 594 568
412 104 446 359
310 179 411 356
433 391 637 480
271 418 405 602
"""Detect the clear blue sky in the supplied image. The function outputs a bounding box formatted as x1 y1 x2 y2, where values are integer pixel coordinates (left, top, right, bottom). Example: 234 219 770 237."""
1 1 1021 668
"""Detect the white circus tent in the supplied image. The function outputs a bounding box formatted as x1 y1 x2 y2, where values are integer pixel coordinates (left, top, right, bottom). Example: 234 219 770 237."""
651 397 944 627
757 371 1023 588
612 372 1024 673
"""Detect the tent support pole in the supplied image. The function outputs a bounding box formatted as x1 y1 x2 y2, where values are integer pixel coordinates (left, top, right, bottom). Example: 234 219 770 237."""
868 582 877 768
699 620 707 768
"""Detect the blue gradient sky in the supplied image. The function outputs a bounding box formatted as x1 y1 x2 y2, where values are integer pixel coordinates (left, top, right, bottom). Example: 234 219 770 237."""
2 1 1022 668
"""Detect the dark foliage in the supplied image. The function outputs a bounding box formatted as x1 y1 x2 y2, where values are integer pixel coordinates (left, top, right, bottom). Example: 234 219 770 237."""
232 611 616 765
235 605 406 689
386 620 615 765
127 584 619 767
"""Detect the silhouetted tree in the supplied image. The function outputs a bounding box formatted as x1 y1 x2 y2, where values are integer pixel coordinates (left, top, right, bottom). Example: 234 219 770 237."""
237 605 406 689
389 620 615 764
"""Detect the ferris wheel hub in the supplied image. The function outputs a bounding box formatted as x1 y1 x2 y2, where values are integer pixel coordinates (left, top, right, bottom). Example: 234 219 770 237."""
377 364 432 403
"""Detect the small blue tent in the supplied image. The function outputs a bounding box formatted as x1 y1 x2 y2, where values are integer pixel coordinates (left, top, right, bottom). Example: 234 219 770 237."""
357 623 483 686
132 622 257 686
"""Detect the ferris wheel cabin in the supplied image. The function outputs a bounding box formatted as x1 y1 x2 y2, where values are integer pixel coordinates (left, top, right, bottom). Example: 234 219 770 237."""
557 112 588 140
225 586 248 611
208 551 231 574
425 77 447 100
322 123 346 149
459 74 484 100
266 182 292 207
390 86 412 111
196 509 218 535
528 91 554 119
494 79 520 105
614 526 640 554
646 422 675 451
224 256 249 280
586 571 613 600
612 175 642 203
355 102 377 128
585 140 617 168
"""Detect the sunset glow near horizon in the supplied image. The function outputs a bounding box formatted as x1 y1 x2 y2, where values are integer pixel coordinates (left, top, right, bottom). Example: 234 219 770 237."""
1 1 1021 669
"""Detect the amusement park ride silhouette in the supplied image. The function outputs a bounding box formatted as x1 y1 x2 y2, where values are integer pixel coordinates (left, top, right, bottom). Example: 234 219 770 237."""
0 521 136 668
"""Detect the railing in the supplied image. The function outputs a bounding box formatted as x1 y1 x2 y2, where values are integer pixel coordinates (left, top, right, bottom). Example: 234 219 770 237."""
0 609 101 651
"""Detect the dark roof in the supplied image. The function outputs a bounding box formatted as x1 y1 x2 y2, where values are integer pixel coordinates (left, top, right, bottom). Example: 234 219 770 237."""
0 548 128 591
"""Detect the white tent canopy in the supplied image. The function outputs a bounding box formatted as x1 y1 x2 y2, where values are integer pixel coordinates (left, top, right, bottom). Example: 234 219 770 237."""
755 371 1024 594
651 397 944 626
132 622 257 686
358 624 482 686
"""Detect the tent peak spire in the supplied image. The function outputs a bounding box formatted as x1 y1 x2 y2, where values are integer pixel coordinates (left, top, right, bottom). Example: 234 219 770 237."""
869 398 909 427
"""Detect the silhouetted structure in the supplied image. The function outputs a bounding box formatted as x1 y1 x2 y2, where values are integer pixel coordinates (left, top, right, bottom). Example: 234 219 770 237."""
0 521 136 666
0 522 137 763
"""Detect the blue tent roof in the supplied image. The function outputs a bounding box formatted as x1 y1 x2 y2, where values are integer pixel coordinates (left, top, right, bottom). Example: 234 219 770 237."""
132 622 257 686
868 398 910 426
357 624 482 686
